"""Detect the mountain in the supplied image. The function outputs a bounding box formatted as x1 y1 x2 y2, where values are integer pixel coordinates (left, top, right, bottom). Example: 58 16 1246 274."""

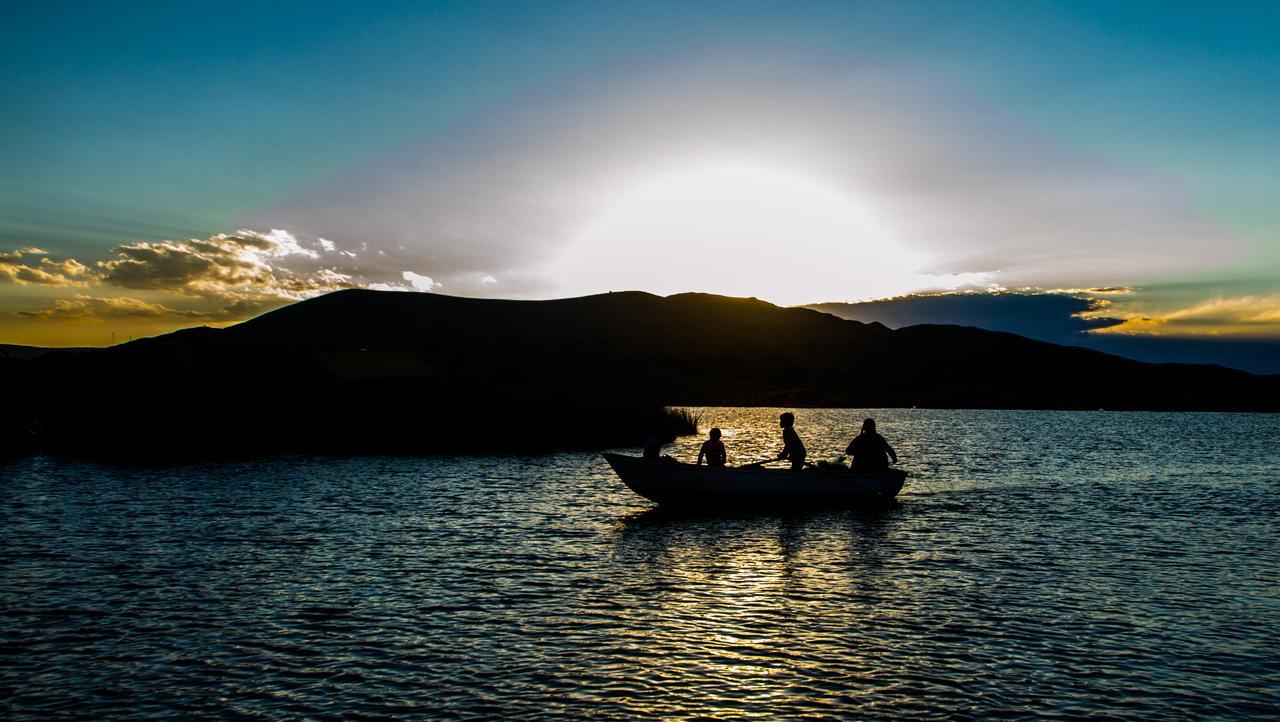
4 289 1276 457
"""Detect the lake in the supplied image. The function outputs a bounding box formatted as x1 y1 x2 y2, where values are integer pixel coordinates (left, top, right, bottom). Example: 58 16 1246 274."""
2 408 1277 720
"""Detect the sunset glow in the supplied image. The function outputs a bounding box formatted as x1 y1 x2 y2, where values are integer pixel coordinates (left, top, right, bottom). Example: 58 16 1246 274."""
4 5 1280 718
550 161 989 305
1 1 1277 366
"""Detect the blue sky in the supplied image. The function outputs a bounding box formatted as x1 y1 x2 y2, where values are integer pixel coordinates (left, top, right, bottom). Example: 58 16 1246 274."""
2 1 1277 350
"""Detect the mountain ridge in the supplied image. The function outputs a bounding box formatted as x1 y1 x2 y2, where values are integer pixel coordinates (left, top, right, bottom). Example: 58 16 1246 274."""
116 288 1280 410
4 289 1275 457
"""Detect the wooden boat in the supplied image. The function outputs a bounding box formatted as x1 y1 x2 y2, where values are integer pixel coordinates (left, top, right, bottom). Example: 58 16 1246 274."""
603 453 907 507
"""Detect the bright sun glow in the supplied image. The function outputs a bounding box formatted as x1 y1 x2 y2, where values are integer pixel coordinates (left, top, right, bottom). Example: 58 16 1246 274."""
550 160 988 305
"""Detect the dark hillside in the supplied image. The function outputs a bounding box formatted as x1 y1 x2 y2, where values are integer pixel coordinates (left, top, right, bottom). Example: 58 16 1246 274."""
6 289 1276 457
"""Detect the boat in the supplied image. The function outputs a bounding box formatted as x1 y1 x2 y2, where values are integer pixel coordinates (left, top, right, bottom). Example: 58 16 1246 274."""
603 453 907 507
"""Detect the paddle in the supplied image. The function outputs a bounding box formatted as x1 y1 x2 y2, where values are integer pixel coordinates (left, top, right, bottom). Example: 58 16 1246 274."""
738 458 815 469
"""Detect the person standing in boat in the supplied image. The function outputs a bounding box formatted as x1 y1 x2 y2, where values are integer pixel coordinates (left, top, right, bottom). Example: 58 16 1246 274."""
777 412 807 471
696 427 727 467
845 418 897 471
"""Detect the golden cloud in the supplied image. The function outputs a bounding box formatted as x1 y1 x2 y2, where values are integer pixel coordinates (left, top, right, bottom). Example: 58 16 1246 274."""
3 230 360 299
16 295 208 321
1 230 410 325
95 229 351 300
1091 294 1280 336
0 249 92 286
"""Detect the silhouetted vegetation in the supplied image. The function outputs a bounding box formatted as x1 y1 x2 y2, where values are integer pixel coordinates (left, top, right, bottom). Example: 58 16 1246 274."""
663 407 701 436
3 289 1277 460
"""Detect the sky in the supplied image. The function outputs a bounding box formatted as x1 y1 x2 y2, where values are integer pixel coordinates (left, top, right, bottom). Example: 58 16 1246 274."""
2 1 1277 359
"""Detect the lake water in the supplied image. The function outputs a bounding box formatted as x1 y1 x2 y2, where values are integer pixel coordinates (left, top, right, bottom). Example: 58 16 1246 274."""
2 408 1278 720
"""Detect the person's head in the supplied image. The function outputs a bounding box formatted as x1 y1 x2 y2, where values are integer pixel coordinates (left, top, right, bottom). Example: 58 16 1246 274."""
709 427 721 440
779 412 795 428
862 418 876 433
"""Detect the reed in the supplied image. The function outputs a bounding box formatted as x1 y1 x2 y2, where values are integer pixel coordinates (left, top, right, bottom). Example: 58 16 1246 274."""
662 406 701 437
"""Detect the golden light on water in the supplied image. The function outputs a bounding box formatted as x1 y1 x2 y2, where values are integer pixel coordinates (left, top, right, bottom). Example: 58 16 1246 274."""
607 461 904 719
610 518 802 718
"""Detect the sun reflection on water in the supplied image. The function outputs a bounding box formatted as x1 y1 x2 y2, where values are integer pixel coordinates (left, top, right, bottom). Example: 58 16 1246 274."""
606 504 909 716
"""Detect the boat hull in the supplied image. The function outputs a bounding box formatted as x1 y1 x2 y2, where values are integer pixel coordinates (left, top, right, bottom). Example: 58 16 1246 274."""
604 453 906 508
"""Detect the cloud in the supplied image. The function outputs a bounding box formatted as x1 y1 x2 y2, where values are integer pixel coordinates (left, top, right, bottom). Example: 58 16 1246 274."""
16 295 208 321
3 229 355 301
96 229 341 298
3 228 444 324
401 271 436 292
1092 294 1280 336
0 249 92 286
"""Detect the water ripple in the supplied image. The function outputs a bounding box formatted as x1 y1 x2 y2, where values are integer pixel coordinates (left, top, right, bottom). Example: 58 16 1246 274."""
2 409 1278 720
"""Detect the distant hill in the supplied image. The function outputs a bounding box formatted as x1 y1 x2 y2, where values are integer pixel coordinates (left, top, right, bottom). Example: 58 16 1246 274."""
4 289 1276 457
0 343 96 361
806 296 1280 375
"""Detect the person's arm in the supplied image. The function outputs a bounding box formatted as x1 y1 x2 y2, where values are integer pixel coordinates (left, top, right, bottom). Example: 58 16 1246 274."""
883 437 897 464
696 444 706 465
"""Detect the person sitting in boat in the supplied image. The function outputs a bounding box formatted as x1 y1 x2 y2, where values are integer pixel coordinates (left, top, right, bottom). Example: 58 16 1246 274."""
643 432 662 463
845 418 897 472
777 412 807 471
696 427 727 467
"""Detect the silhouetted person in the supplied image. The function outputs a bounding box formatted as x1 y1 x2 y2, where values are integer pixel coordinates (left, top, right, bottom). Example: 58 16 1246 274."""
845 418 897 472
643 433 662 463
696 427 727 467
777 412 807 471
